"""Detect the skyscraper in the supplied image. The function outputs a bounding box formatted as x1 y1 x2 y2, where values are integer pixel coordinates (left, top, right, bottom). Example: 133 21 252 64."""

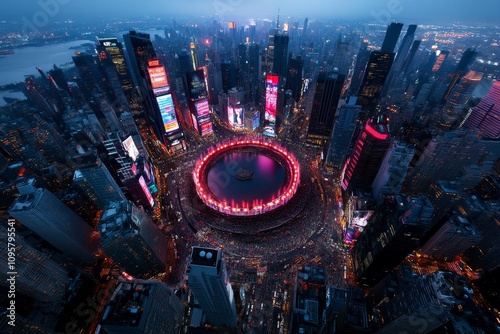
187 247 237 328
0 221 70 302
349 40 370 96
442 48 478 102
438 70 483 130
97 38 134 93
272 33 289 79
420 214 482 261
286 56 303 102
306 71 345 146
100 279 183 334
8 182 98 262
462 80 500 138
341 119 391 193
392 24 417 72
99 201 168 278
351 195 434 287
380 22 403 53
71 152 127 209
372 141 415 204
324 99 361 170
356 52 395 114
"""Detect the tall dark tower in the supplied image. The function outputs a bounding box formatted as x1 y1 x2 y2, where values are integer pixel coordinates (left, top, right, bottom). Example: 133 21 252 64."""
286 56 304 102
272 34 289 79
356 52 395 114
442 48 478 102
97 37 135 102
381 22 403 53
350 40 370 95
401 40 421 73
392 24 417 72
123 31 157 88
306 72 345 146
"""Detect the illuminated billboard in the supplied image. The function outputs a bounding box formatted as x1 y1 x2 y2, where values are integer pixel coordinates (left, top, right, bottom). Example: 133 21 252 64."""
200 122 213 136
228 105 244 129
186 70 207 101
122 136 139 161
147 64 168 89
265 74 278 122
138 175 154 208
195 99 210 117
191 113 199 131
156 94 179 133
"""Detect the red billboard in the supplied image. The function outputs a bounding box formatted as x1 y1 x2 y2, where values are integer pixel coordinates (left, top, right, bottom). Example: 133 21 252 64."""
265 74 278 124
148 65 168 89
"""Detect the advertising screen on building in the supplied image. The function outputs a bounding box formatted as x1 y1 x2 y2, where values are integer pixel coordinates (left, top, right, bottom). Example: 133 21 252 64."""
228 105 244 129
265 74 279 124
252 111 260 130
186 70 207 101
191 113 199 132
195 99 210 117
200 122 213 136
156 94 179 133
122 136 139 161
138 176 154 208
148 65 168 89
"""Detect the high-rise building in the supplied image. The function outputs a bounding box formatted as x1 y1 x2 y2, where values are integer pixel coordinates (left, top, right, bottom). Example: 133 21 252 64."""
392 25 417 72
286 56 303 102
187 247 237 328
381 22 403 53
351 195 434 287
147 59 185 152
123 31 157 88
420 215 482 261
97 37 134 100
220 62 238 93
373 271 475 334
8 182 98 262
463 201 500 271
71 152 127 209
184 70 213 136
0 221 70 302
341 119 391 193
442 48 478 102
99 201 168 278
403 129 488 195
438 70 483 130
356 52 395 114
324 99 361 170
306 71 345 146
100 279 183 334
272 33 289 79
349 40 370 96
400 40 421 74
372 141 415 204
462 80 500 138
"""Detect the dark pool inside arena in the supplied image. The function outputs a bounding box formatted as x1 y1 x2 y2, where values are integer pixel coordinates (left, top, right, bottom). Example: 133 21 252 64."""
206 152 286 204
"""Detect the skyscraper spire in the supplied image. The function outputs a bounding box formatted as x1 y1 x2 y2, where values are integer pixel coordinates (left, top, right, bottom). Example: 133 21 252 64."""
277 8 280 30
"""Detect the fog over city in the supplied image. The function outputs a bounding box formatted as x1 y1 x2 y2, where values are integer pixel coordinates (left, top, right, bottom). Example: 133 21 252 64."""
2 0 500 23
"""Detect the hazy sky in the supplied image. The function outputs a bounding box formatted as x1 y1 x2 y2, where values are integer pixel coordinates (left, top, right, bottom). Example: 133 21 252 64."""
3 0 500 24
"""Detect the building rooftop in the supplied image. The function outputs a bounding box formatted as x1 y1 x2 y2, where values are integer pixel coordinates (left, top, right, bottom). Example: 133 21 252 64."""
101 280 154 328
190 247 219 267
98 201 140 243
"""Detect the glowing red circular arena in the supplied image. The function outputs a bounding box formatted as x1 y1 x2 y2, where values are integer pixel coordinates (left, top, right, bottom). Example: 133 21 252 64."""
193 138 301 216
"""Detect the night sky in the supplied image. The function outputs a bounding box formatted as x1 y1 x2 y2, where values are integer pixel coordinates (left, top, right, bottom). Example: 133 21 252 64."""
2 0 500 24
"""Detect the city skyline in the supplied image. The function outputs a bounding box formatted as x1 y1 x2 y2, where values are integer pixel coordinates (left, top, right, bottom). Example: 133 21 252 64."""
1 0 500 24
0 3 499 333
